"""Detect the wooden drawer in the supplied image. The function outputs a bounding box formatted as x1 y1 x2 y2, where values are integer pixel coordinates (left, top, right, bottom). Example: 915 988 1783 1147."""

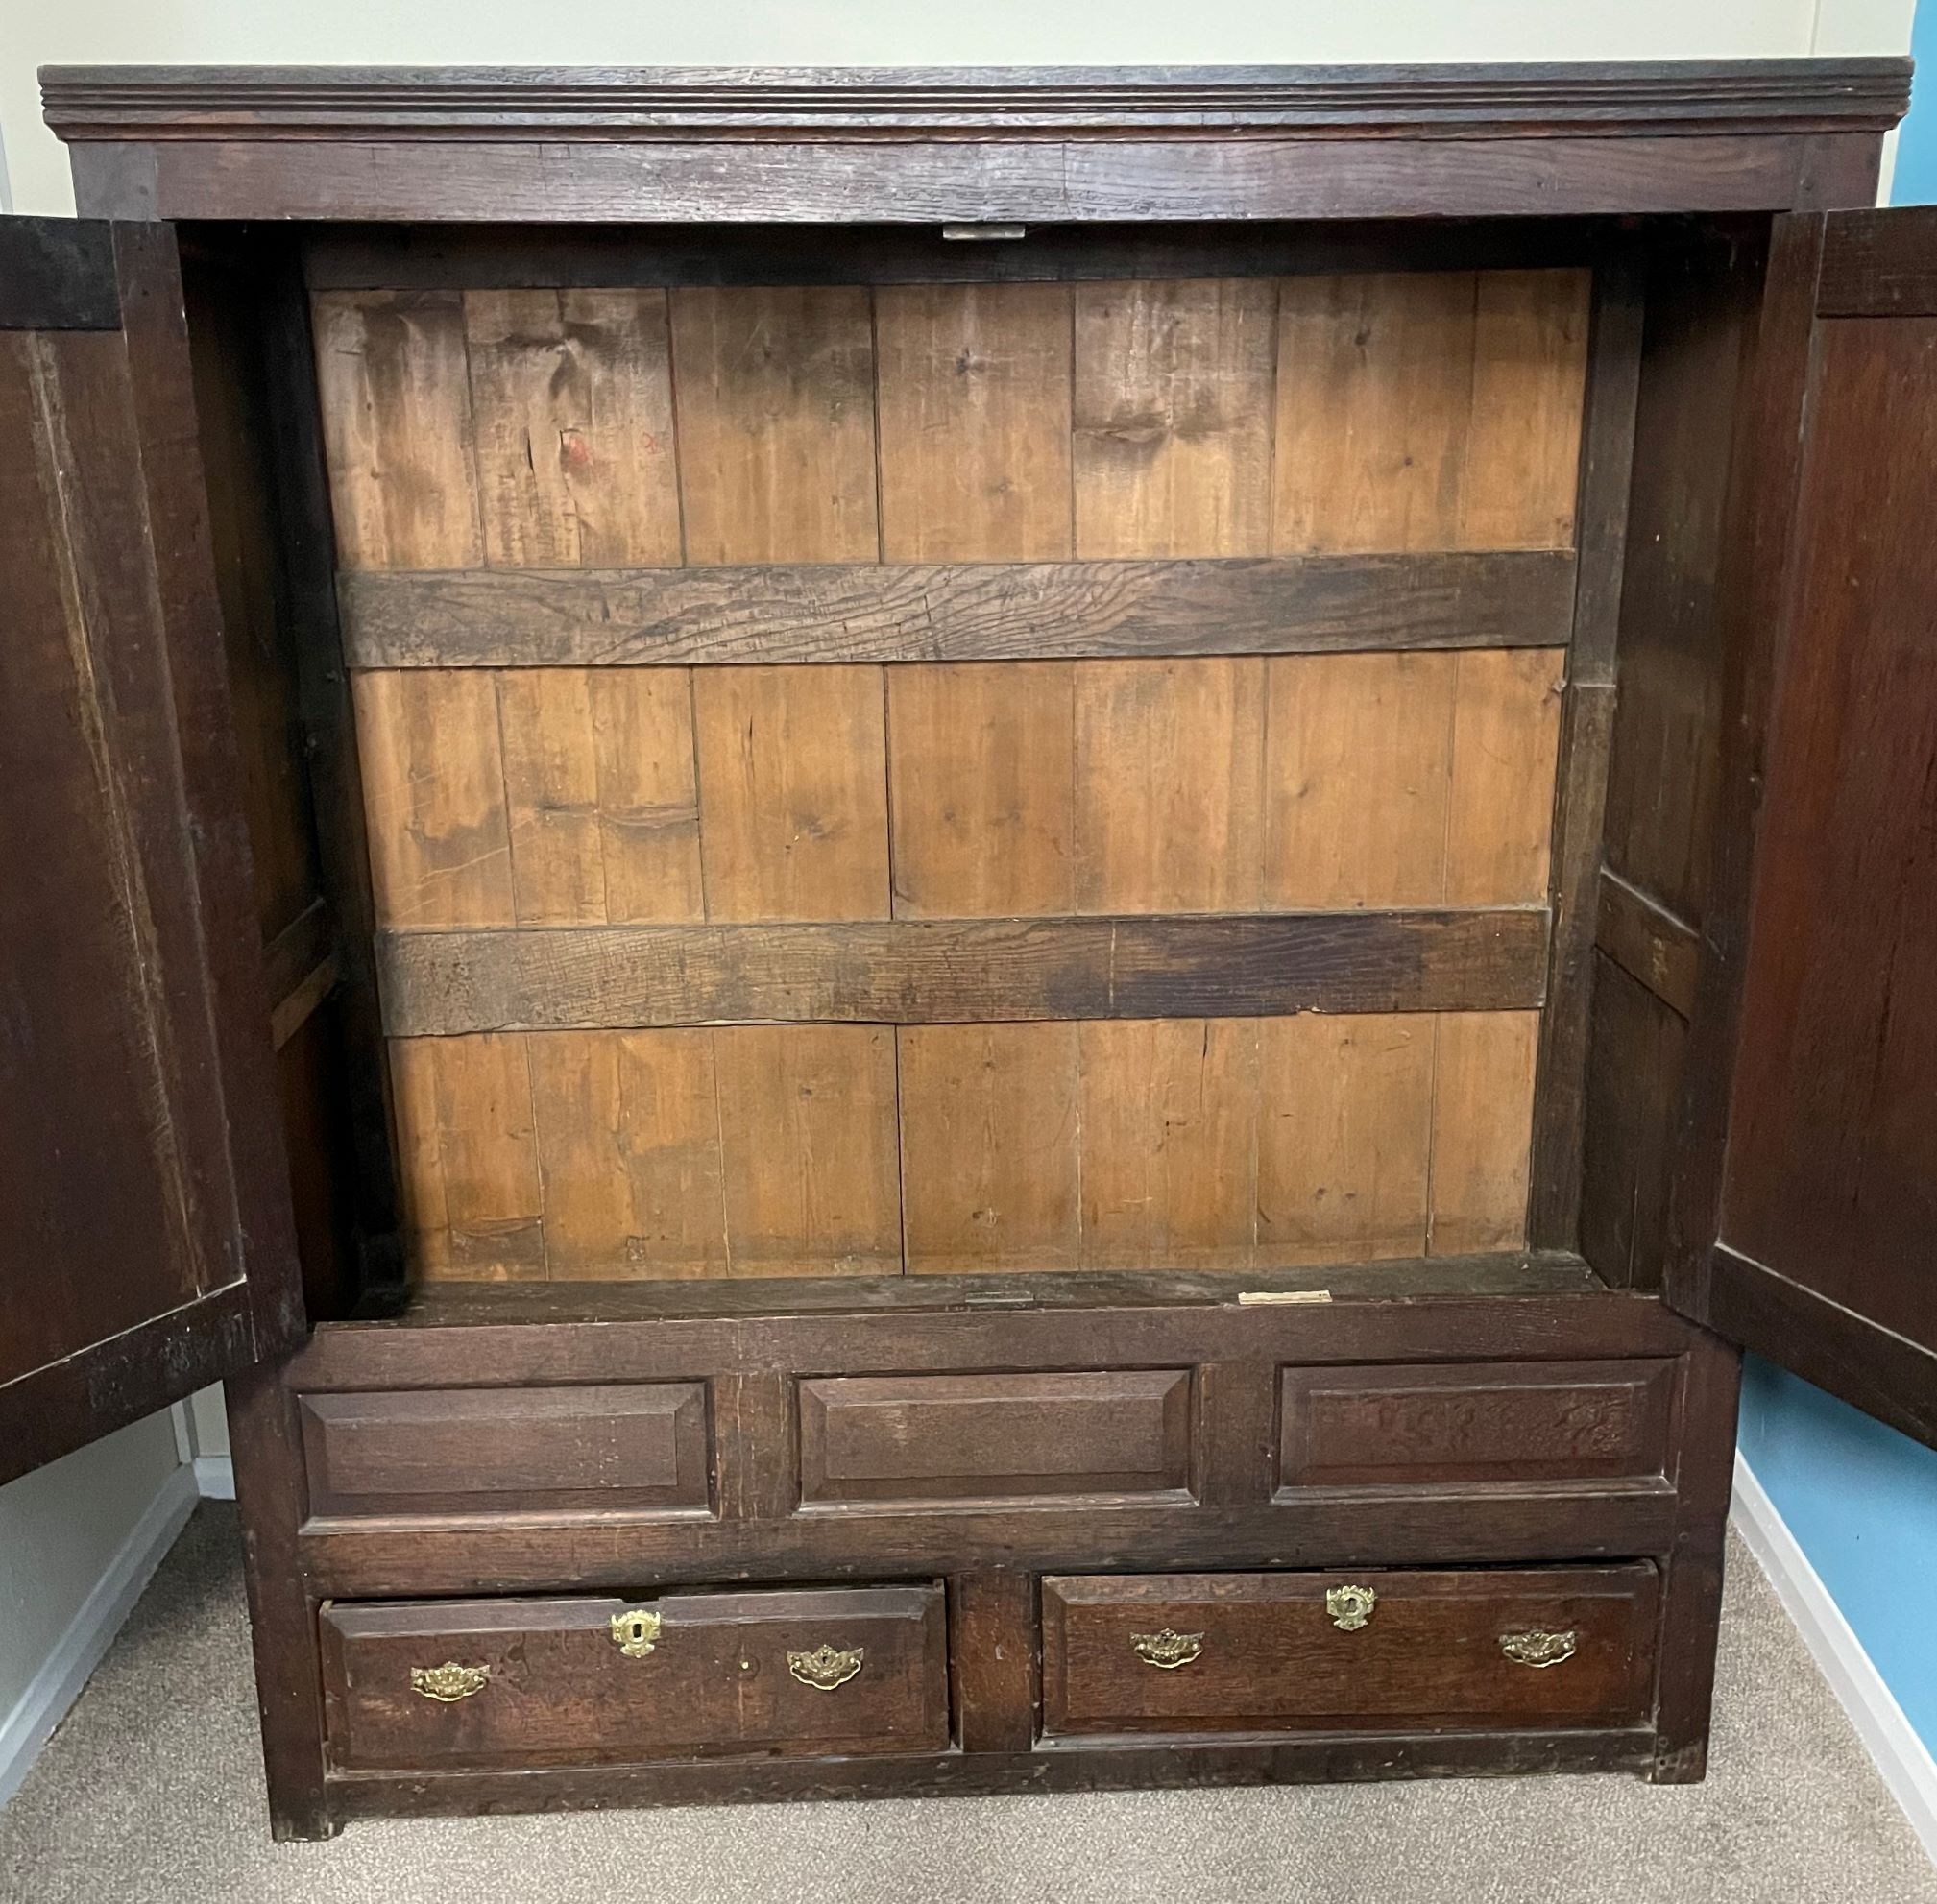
1041 1566 1657 1737
322 1583 947 1770
1277 1361 1677 1490
299 1384 711 1518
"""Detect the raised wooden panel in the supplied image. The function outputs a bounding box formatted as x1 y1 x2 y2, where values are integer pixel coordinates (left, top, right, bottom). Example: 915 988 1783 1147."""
876 281 1074 562
691 664 890 921
300 1383 712 1517
1272 269 1589 555
464 287 681 567
311 289 483 570
1277 1361 1677 1490
1255 1014 1436 1265
322 1584 948 1770
797 1369 1193 1506
714 1025 902 1277
1040 1566 1657 1736
670 284 879 564
1431 1010 1541 1256
1072 277 1274 559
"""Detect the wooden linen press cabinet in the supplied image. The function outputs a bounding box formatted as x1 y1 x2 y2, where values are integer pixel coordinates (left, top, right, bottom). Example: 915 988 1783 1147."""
6 58 1936 1838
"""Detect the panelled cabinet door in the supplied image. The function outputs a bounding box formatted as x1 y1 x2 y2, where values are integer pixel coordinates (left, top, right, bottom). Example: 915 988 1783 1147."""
0 216 303 1482
1670 207 1937 1448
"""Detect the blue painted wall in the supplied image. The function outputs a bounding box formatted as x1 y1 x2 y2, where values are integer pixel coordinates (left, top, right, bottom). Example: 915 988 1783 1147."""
1734 12 1937 1760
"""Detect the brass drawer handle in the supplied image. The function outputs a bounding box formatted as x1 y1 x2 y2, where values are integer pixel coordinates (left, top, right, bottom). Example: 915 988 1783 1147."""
410 1661 490 1702
1131 1628 1204 1671
787 1644 864 1691
611 1608 662 1658
1326 1584 1377 1632
1500 1629 1579 1669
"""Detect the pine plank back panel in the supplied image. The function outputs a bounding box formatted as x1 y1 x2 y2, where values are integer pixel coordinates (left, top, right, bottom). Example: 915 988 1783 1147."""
313 267 1588 1282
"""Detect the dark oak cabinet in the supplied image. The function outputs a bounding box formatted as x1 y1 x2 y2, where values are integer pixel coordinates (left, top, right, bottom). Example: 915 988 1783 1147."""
2 60 1933 1839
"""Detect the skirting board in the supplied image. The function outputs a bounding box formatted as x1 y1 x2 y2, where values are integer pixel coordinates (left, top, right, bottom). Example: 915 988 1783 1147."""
193 1456 236 1502
0 1463 199 1812
1732 1451 1937 1864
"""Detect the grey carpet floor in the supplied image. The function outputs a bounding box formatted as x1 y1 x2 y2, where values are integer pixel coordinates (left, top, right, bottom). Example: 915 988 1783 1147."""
3 1506 1932 1904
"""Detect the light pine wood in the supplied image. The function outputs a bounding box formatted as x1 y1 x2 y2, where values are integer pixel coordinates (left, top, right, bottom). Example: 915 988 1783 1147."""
1271 269 1588 555
1077 1019 1260 1269
496 670 608 927
1430 1010 1541 1255
886 663 1077 918
691 665 890 920
1446 647 1568 905
352 670 512 928
670 285 880 564
388 1035 545 1280
312 289 483 570
1256 1013 1436 1265
876 282 1074 562
1073 278 1275 559
464 288 682 567
1074 658 1266 914
899 1024 1082 1274
714 1026 902 1276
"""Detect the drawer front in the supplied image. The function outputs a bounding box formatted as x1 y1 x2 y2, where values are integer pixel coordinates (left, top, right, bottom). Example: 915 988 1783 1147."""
300 1384 711 1517
323 1583 947 1770
1041 1566 1657 1737
798 1369 1193 1507
1278 1361 1676 1489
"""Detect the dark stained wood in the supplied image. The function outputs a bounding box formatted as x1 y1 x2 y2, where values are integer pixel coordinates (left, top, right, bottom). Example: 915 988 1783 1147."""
0 215 120 329
1040 1567 1658 1735
714 1371 799 1525
1816 204 1937 316
0 220 302 1482
321 1584 949 1770
1278 1361 1675 1489
300 1384 712 1519
375 910 1551 1033
950 1573 1038 1752
797 1370 1194 1507
1595 869 1701 1020
1194 1361 1278 1508
337 551 1577 668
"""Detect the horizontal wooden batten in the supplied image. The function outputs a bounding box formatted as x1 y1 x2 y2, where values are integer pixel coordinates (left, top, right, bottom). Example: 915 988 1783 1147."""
1595 869 1701 1021
375 909 1549 1033
338 551 1577 670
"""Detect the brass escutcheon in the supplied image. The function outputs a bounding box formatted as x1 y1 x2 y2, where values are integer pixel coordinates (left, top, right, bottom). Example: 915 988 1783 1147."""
787 1644 864 1691
1499 1629 1579 1669
410 1661 490 1702
611 1607 663 1659
1325 1584 1377 1632
1130 1628 1204 1671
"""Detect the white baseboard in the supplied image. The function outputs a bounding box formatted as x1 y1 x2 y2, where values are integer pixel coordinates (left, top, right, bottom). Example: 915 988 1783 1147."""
0 1462 199 1812
192 1456 235 1502
1732 1451 1937 1864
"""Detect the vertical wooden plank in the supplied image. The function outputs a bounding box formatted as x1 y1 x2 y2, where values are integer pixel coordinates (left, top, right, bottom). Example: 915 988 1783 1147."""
386 1037 451 1276
951 1573 1039 1752
692 664 890 920
899 1023 1080 1274
1272 271 1477 556
1430 1010 1541 1256
714 1025 901 1275
876 282 1074 562
389 1033 545 1280
886 662 1076 919
590 670 706 923
351 669 512 928
496 670 604 926
1463 269 1592 550
1444 645 1568 905
670 284 879 564
1072 277 1275 559
526 1029 727 1279
714 1369 799 1522
310 289 482 570
464 287 681 568
1077 1019 1258 1270
1256 1013 1435 1265
1261 652 1457 909
1074 658 1266 914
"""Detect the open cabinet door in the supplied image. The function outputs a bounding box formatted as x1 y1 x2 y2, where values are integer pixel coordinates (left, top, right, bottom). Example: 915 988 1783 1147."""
0 217 304 1483
1669 208 1937 1449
